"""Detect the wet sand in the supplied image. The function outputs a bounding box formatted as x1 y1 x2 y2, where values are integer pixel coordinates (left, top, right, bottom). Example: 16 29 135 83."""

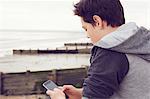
0 54 90 73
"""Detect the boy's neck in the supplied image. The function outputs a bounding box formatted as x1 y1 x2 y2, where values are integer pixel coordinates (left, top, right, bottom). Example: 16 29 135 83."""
98 26 119 41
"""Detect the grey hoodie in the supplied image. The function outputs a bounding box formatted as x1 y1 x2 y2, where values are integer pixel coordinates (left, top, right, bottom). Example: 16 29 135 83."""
94 22 150 99
95 22 150 62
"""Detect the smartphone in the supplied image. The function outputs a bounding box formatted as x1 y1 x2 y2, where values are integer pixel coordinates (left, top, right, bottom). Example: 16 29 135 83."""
43 80 69 99
42 80 58 90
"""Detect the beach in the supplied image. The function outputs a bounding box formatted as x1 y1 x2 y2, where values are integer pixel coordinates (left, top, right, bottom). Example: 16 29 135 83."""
0 30 91 73
0 54 90 73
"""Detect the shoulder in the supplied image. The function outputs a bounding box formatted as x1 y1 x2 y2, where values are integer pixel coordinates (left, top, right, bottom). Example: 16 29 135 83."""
91 46 127 58
90 46 129 81
91 46 129 64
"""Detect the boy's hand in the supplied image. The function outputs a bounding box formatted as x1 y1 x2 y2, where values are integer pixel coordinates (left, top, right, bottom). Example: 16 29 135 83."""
63 85 83 99
46 88 66 99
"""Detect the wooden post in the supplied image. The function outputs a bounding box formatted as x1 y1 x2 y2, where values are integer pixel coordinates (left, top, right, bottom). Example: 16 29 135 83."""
84 66 89 75
66 47 68 51
0 72 3 95
20 49 23 54
29 48 31 54
37 48 39 54
26 70 30 75
75 43 77 50
26 70 30 85
52 69 57 83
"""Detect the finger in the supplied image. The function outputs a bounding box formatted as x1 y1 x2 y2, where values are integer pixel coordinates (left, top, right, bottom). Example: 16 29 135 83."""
53 88 65 95
63 85 73 90
46 90 54 96
53 88 62 92
58 86 63 90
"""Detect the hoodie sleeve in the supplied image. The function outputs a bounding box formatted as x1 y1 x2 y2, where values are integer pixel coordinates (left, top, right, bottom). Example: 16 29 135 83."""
82 46 129 99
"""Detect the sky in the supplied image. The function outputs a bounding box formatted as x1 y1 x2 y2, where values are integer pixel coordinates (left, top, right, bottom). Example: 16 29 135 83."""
0 0 81 31
0 0 150 31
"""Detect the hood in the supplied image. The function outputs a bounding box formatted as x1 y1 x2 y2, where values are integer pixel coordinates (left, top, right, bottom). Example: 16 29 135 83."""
94 22 150 62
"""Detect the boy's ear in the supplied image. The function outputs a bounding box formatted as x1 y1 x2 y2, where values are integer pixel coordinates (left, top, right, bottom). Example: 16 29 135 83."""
93 15 103 28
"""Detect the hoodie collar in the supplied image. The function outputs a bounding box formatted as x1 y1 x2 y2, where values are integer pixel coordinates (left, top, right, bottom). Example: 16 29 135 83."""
94 22 139 48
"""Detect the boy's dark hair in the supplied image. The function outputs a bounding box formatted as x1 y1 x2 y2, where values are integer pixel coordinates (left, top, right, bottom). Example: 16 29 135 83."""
74 0 125 27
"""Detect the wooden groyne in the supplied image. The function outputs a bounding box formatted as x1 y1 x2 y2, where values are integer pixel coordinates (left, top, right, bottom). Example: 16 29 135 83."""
64 43 93 46
13 49 79 54
0 67 88 96
13 43 93 55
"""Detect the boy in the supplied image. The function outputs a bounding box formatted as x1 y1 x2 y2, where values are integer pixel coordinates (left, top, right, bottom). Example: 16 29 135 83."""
47 0 150 99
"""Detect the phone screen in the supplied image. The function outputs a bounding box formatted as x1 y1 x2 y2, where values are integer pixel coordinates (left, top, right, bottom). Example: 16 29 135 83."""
43 80 69 99
43 80 58 90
